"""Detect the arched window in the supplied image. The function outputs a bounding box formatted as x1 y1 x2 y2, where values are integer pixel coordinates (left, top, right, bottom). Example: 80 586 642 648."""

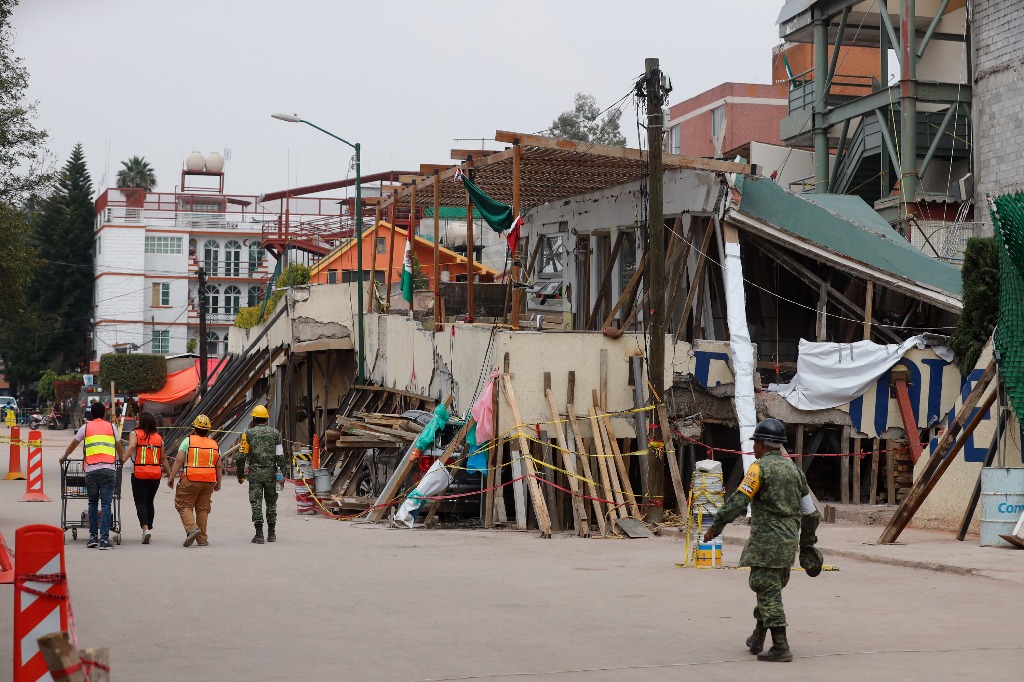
205 331 221 356
248 285 262 308
249 243 266 274
224 240 242 277
224 285 241 315
203 239 220 276
204 283 220 315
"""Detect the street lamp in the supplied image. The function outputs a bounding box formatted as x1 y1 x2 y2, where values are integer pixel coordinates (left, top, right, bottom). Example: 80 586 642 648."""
272 113 365 383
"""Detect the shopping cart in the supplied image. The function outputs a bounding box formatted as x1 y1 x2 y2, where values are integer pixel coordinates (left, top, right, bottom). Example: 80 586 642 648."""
60 459 123 544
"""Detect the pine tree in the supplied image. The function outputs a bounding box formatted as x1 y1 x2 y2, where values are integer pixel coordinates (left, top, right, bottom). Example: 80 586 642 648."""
27 144 95 372
950 237 998 373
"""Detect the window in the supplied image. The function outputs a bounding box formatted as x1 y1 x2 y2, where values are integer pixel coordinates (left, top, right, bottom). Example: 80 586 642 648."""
203 239 220 276
376 237 387 254
205 331 221 356
223 285 242 315
152 330 169 354
145 236 183 254
711 105 725 141
248 285 261 308
224 240 242 277
248 243 265 273
204 284 220 314
327 269 338 284
539 235 564 276
666 124 681 155
151 282 170 307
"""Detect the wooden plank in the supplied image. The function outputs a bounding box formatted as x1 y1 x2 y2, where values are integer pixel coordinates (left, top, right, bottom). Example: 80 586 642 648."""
603 252 648 329
494 442 508 524
540 430 560 531
817 280 829 341
493 129 753 174
615 517 654 538
886 439 897 505
501 374 553 537
878 361 997 543
658 404 687 518
450 149 502 160
589 405 623 524
675 220 716 340
568 404 606 536
587 231 626 329
894 376 924 464
545 387 589 536
840 426 850 504
600 411 642 518
794 424 805 471
864 280 874 340
852 437 862 505
869 438 880 505
510 449 528 529
664 217 696 323
631 356 650 496
420 163 455 174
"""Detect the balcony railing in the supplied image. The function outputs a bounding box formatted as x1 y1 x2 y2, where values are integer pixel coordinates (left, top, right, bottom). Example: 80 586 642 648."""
197 262 269 279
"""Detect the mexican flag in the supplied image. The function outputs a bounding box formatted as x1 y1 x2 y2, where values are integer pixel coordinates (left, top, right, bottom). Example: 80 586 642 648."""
400 238 414 304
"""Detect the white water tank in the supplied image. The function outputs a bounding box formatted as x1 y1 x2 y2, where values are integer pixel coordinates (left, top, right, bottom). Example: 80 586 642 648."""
185 151 206 172
443 222 468 247
205 152 225 173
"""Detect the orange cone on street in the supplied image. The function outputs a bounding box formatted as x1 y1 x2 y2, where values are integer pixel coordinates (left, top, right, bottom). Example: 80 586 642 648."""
5 424 26 480
19 430 50 502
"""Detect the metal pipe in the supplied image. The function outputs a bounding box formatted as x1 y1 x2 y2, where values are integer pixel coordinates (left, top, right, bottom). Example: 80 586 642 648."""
916 0 951 58
919 103 959 178
814 18 831 193
826 7 850 85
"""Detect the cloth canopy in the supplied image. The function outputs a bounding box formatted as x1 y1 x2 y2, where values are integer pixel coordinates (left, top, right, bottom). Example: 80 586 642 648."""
138 359 226 410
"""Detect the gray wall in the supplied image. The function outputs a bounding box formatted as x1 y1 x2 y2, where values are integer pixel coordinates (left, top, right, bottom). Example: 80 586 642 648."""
973 0 1024 234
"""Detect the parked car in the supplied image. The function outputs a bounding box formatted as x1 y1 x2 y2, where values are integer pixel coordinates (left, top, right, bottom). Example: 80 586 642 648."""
0 396 18 419
354 409 483 517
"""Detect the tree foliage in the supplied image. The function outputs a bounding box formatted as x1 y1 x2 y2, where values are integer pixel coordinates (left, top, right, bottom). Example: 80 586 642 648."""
950 237 998 374
115 155 156 191
548 93 626 147
234 263 311 328
98 354 167 394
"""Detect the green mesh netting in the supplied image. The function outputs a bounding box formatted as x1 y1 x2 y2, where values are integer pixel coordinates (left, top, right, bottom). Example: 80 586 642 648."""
990 192 1024 420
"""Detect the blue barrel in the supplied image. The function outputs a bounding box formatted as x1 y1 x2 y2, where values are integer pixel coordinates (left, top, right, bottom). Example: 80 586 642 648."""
980 467 1024 547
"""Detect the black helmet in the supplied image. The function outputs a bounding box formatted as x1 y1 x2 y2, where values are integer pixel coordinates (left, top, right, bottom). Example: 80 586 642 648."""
752 418 787 445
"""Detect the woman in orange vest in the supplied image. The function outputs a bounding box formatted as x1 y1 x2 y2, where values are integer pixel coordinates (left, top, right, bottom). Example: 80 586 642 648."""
122 412 169 544
167 414 222 547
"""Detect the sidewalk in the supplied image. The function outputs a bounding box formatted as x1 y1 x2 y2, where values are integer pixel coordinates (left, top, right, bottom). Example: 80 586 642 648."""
722 520 1024 583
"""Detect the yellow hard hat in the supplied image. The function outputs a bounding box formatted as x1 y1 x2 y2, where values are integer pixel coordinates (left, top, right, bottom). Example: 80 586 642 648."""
251 405 270 419
193 414 212 430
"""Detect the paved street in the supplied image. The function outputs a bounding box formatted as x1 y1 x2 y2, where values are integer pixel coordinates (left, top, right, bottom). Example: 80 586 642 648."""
2 429 1023 681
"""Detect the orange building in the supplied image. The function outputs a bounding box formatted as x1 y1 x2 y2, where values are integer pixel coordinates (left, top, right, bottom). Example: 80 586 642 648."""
309 221 497 287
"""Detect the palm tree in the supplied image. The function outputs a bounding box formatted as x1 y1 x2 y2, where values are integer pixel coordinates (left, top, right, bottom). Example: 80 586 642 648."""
115 156 157 191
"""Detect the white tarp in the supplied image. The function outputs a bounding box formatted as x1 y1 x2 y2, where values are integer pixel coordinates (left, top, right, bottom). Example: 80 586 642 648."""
723 241 756 474
394 459 453 529
774 336 927 411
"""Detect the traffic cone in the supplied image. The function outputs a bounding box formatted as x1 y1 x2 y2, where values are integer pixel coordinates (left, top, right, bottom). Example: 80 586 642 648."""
19 430 50 502
13 525 69 681
5 425 26 480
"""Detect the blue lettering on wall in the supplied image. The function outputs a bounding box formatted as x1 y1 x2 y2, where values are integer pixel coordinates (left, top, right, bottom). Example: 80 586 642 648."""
929 368 991 462
920 358 949 425
693 351 731 389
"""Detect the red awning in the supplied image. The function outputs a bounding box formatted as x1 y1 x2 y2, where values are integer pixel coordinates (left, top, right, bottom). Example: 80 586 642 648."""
138 359 227 406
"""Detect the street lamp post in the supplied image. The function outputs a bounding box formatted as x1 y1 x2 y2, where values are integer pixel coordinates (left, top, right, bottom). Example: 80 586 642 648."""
272 113 365 383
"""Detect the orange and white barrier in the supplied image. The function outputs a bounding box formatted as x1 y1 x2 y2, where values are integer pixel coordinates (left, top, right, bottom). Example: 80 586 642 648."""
19 431 50 502
13 524 69 682
0 530 13 584
5 424 26 480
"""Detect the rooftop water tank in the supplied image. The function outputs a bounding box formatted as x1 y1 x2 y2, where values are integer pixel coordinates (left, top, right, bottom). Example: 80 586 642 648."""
205 152 225 174
185 151 205 172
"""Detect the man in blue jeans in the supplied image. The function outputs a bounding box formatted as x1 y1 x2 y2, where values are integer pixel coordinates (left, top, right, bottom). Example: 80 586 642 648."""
61 402 125 550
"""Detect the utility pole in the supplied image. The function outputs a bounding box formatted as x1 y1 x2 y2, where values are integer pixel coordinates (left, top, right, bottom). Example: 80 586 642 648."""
198 266 209 397
644 56 666 523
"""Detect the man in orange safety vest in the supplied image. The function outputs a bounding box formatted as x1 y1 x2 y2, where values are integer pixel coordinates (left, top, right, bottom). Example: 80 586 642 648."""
168 414 222 547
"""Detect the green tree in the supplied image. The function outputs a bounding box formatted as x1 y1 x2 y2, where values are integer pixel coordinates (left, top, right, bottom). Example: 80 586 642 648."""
98 354 167 394
548 93 626 147
0 0 52 392
950 237 999 373
115 155 157 191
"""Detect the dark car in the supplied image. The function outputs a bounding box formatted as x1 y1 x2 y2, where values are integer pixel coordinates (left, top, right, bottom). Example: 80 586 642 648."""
354 409 483 517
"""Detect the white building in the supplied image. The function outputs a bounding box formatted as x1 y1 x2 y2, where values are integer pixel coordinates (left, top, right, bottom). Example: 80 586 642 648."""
92 155 345 360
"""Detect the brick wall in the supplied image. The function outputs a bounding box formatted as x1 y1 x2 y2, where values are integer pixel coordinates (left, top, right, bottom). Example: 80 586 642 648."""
669 83 787 158
973 0 1024 235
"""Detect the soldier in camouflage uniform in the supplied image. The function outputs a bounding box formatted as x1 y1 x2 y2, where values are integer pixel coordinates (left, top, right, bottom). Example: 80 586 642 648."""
705 418 820 662
236 405 285 544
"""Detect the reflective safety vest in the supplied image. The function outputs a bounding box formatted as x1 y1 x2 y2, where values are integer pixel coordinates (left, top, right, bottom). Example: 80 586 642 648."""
182 434 219 483
84 419 117 468
133 431 164 480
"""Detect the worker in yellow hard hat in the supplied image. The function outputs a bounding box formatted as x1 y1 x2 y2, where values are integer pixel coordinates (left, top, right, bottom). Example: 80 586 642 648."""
236 404 284 544
167 414 222 547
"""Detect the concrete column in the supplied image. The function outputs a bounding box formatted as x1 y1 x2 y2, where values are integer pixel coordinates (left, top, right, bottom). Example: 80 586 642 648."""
899 0 918 208
813 17 830 193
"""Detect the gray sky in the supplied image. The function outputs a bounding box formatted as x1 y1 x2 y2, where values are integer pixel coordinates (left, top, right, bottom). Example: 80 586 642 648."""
12 0 784 199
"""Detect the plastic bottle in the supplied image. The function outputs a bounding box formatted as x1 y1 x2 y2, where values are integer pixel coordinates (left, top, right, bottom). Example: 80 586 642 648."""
276 471 284 492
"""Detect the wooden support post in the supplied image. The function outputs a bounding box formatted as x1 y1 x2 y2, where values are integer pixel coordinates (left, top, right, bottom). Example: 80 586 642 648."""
502 374 553 537
817 280 828 341
545 388 589 536
385 189 399 312
840 426 850 504
510 142 522 329
894 374 924 464
631 356 650 495
878 361 997 543
869 438 880 505
886 439 897 505
589 404 623 524
603 252 648 330
432 170 441 329
675 220 716 340
539 429 560 531
863 280 874 340
568 403 605 536
794 424 805 471
600 410 642 518
852 437 861 504
465 158 476 322
588 231 626 329
658 404 686 518
510 447 528 529
484 375 499 528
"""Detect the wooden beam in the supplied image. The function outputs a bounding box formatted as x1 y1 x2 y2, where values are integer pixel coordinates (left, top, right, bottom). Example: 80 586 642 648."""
398 174 426 184
385 190 399 312
894 375 924 464
493 130 754 174
433 170 441 329
422 416 476 527
502 374 553 537
568 403 606 536
545 387 589 536
675 220 716 340
420 163 455 175
587 231 626 330
603 253 648 330
450 149 502 160
863 280 874 340
466 159 476 321
878 361 997 543
658 404 687 518
840 426 850 504
852 437 862 505
869 438 880 505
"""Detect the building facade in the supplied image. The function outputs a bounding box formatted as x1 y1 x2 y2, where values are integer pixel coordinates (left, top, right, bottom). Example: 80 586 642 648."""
92 163 342 358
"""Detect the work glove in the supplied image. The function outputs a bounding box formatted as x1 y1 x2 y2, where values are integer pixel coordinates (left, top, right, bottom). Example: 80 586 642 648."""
799 511 822 577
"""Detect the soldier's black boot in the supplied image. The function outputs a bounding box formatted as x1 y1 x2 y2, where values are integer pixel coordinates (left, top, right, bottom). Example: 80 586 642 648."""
252 524 265 544
757 628 793 662
746 622 767 654
267 524 276 543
